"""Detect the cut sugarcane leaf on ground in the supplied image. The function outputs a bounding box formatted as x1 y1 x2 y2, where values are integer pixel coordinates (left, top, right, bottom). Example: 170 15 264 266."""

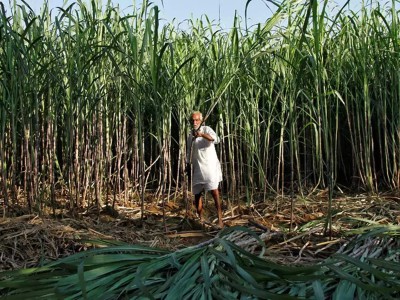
1 225 399 299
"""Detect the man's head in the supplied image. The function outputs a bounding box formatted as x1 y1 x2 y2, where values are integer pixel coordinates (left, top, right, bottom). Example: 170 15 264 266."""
191 111 203 130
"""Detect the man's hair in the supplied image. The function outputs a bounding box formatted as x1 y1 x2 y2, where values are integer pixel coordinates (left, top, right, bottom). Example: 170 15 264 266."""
191 111 203 121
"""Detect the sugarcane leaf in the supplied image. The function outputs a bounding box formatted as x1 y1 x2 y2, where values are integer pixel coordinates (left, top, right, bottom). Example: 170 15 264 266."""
345 224 400 237
216 265 296 300
328 264 395 294
312 280 325 300
165 269 201 300
0 287 57 299
217 239 237 266
332 280 356 300
368 257 400 272
77 260 87 299
332 253 398 281
200 255 211 290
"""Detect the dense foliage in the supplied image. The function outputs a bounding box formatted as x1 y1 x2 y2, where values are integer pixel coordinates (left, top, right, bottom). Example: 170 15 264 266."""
0 0 399 214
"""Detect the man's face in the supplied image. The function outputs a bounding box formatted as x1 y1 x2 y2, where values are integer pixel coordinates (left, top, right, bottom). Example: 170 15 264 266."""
191 114 202 130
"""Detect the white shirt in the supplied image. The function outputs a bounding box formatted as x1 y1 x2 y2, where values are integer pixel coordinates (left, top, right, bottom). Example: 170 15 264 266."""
186 126 222 185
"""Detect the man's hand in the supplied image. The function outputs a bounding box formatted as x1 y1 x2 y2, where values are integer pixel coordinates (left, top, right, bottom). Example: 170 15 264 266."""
192 129 201 138
194 128 208 138
193 129 213 141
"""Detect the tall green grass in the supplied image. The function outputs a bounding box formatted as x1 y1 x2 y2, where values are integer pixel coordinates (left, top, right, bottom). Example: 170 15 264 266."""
0 0 399 216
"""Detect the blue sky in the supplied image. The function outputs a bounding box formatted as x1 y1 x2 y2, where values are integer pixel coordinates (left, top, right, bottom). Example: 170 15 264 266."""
1 0 378 29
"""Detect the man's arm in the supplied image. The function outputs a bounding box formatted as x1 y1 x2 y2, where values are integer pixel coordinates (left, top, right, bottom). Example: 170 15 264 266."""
195 126 220 143
193 130 214 141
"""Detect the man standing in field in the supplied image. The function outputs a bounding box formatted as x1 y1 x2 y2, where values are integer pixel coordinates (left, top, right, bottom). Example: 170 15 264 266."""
186 111 223 228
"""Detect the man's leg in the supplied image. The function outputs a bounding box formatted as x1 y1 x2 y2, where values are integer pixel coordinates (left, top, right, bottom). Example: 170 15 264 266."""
210 189 223 227
194 193 203 221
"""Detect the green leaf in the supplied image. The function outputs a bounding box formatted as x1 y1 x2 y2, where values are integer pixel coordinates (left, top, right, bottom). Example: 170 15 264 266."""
312 280 325 300
332 280 356 300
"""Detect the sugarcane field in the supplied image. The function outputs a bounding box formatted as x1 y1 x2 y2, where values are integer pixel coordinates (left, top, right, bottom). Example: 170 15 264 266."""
1 0 400 299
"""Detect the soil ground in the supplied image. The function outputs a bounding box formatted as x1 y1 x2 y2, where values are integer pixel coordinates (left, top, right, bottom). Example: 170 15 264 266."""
1 191 399 271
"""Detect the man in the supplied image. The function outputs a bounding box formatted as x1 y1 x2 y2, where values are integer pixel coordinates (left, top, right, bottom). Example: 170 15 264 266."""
186 111 223 228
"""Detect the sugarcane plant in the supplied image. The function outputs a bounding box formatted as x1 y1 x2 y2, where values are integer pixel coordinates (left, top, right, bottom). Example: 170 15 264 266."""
0 0 399 229
0 225 399 299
